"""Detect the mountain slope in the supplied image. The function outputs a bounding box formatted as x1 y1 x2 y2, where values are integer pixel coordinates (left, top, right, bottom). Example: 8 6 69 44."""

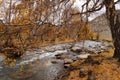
90 10 120 41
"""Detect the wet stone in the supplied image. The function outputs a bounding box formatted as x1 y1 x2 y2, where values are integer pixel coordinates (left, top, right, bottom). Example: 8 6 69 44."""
56 55 65 59
55 53 62 57
64 64 71 68
96 51 102 54
51 59 58 64
70 47 82 53
77 54 90 59
64 59 73 64
87 48 97 54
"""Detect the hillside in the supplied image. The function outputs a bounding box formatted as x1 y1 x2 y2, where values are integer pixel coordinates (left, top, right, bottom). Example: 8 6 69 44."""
90 10 120 41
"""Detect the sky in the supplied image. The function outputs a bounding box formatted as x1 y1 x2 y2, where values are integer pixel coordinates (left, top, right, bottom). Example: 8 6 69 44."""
0 0 120 22
73 0 120 21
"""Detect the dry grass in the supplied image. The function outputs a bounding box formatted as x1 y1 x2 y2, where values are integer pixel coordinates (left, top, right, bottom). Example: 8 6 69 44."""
64 48 120 80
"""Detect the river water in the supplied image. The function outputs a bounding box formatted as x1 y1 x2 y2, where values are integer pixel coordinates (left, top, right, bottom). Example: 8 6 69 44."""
0 40 110 80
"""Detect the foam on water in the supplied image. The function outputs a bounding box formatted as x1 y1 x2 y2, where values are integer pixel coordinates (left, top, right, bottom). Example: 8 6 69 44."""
17 40 108 65
18 50 68 65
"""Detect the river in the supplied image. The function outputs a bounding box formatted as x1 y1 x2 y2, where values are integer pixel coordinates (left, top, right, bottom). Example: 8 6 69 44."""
0 40 110 80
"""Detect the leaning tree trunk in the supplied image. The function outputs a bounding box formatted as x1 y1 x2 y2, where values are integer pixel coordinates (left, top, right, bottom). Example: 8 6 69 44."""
105 0 120 58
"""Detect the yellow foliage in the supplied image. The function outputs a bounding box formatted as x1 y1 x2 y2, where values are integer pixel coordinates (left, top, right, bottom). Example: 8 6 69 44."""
78 22 94 40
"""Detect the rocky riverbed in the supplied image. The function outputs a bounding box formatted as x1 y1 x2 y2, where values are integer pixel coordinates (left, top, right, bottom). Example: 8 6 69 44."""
0 40 113 80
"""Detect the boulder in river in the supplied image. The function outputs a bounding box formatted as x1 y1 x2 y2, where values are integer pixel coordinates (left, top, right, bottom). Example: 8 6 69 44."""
56 55 65 59
77 54 90 59
51 59 58 64
87 48 102 54
64 58 73 64
70 56 77 61
95 51 102 54
87 48 97 54
55 53 62 57
45 47 56 52
64 64 71 68
71 47 82 53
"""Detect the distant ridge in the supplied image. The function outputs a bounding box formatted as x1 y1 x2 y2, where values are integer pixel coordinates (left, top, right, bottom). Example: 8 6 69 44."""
89 10 120 40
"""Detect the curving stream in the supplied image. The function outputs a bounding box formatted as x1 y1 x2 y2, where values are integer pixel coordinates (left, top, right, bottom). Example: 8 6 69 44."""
0 40 110 80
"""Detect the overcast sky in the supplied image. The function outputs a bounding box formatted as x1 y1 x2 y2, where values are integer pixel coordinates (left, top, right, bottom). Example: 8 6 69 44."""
0 0 119 22
73 0 120 21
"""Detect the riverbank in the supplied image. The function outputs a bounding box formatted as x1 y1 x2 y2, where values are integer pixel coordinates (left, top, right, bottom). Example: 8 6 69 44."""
0 40 113 80
62 48 120 80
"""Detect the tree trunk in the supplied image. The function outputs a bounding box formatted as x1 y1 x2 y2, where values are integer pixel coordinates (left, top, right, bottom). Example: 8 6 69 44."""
105 0 120 58
112 15 120 58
